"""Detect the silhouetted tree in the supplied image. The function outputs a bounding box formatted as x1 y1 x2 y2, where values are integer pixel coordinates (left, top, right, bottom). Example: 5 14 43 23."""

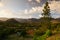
41 2 51 29
42 2 51 18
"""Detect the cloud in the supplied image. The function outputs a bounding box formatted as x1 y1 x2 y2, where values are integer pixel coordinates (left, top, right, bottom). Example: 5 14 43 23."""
25 6 43 14
0 2 4 7
28 0 32 2
21 1 60 18
0 9 16 18
35 0 40 3
39 14 43 17
15 6 43 19
0 0 60 19
49 1 60 11
47 1 60 18
49 1 60 14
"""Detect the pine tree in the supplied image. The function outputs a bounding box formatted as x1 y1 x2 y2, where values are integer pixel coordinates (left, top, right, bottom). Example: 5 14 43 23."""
41 2 51 29
42 2 51 18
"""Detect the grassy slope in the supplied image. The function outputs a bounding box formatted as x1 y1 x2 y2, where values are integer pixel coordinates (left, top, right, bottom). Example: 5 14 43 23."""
47 34 60 40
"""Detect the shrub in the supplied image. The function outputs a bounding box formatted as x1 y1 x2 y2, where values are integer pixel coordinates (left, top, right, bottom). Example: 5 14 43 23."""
33 29 52 40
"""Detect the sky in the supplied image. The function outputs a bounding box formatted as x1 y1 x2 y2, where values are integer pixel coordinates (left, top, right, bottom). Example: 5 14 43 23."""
0 0 60 19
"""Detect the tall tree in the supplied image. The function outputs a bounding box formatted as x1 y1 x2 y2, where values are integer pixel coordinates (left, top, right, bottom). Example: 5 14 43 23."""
42 2 51 18
41 2 51 29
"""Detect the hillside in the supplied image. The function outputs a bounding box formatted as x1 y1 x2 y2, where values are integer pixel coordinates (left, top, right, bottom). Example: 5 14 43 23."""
0 18 9 21
0 18 60 23
47 34 60 40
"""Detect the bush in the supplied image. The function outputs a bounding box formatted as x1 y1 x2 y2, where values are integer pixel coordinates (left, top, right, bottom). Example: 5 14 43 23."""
33 29 52 40
34 29 45 36
45 29 52 37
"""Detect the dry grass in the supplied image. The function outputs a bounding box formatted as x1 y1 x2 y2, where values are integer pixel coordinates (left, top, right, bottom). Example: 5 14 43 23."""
47 34 60 40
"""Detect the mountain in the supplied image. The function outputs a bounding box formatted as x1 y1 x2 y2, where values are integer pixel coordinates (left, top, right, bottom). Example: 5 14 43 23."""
0 18 9 21
15 18 60 23
0 18 39 23
15 18 40 23
0 18 60 23
6 18 19 23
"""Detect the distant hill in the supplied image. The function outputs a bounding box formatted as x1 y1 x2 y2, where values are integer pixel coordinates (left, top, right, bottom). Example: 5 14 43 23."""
6 18 19 23
0 18 60 23
0 18 9 21
51 18 60 24
15 18 40 23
